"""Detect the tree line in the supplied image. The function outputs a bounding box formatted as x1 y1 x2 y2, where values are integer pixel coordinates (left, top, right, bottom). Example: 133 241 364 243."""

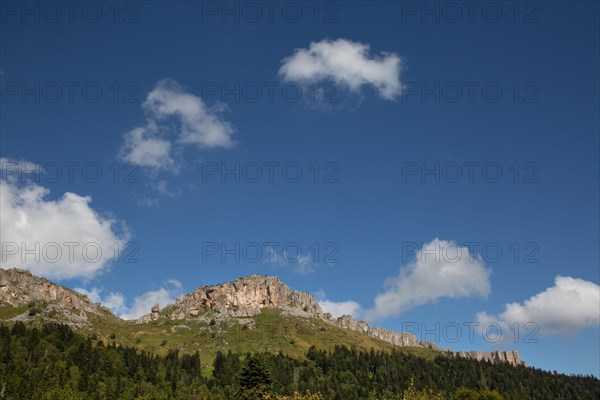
0 322 598 399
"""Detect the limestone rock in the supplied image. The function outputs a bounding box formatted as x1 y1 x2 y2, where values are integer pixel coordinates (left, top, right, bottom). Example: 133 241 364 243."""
156 275 324 320
0 268 116 328
0 268 112 317
331 314 437 348
456 350 525 366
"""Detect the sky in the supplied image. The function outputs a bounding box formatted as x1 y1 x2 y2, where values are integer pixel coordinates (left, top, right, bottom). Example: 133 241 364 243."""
1 0 599 377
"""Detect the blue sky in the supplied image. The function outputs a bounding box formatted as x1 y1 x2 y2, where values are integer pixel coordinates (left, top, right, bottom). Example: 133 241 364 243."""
1 1 599 377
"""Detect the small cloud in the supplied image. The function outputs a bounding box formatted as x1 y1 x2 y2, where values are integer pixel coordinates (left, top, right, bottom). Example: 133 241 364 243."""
75 287 103 303
76 279 183 320
294 253 316 274
279 38 403 101
167 279 183 289
119 124 176 171
152 180 181 198
119 79 236 172
366 238 491 321
319 298 363 319
134 195 160 208
476 276 600 337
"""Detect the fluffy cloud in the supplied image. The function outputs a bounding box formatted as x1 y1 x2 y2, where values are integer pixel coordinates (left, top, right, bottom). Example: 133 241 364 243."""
476 276 600 336
366 239 491 321
75 279 183 320
320 299 363 319
0 160 129 280
312 239 491 321
279 38 403 100
314 290 362 319
120 124 175 170
119 79 235 171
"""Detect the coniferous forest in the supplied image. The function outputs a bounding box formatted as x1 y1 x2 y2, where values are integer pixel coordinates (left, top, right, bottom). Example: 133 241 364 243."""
1 323 598 399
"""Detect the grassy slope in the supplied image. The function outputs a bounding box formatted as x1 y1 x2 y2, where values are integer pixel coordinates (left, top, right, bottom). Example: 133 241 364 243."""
1 304 442 375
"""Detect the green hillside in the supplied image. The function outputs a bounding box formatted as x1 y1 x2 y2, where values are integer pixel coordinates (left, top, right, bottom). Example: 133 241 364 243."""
1 322 598 400
2 304 439 373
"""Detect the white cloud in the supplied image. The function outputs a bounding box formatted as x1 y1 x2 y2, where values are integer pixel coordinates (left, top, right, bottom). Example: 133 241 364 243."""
476 276 600 336
152 180 180 198
119 124 175 170
134 194 160 208
366 238 491 321
119 79 236 171
75 279 183 320
311 239 490 321
0 161 129 280
320 299 363 319
76 287 103 303
279 38 403 100
314 290 362 319
294 253 316 274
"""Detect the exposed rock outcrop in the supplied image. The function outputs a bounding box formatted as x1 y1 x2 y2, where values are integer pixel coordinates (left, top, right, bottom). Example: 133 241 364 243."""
155 275 323 320
327 314 438 349
0 268 112 317
457 350 525 366
0 268 118 329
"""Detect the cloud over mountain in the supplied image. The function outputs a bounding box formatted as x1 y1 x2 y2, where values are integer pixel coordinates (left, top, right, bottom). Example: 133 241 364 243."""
0 159 129 280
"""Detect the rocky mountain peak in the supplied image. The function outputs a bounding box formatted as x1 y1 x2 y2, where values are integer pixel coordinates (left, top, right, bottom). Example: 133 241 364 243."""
152 274 324 321
139 274 523 366
0 268 115 326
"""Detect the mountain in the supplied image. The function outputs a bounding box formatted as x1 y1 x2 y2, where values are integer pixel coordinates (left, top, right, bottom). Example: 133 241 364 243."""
0 268 117 328
0 268 523 368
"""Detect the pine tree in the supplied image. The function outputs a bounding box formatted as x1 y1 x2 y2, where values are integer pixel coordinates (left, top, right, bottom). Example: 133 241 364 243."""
237 354 273 399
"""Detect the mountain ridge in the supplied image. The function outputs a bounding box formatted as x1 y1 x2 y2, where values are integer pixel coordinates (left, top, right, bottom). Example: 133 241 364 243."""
0 268 524 367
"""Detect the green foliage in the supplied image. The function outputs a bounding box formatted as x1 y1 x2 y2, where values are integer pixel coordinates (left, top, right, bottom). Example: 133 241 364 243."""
236 354 273 399
43 386 86 400
451 387 480 400
401 378 444 399
451 387 503 400
0 323 598 400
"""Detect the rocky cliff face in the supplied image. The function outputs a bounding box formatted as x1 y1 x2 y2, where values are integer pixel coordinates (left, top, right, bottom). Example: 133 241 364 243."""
327 314 438 348
457 351 525 366
149 275 324 322
0 268 114 324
